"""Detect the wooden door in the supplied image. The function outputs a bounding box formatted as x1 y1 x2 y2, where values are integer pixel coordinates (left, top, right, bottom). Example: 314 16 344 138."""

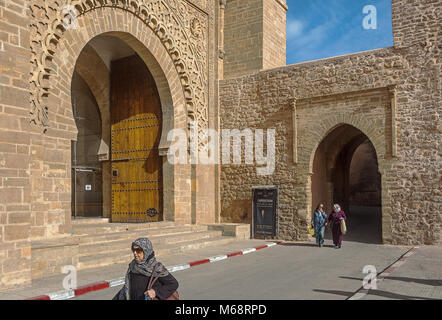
110 55 163 223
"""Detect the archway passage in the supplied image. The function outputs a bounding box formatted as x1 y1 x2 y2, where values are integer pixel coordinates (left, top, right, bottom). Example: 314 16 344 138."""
311 124 382 244
110 55 163 223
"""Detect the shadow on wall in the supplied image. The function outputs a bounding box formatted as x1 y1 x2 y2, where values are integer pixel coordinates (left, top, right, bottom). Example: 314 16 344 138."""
221 199 252 223
324 206 382 244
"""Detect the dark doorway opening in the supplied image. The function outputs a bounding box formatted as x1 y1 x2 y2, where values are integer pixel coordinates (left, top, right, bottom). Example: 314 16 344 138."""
71 72 103 218
311 124 382 244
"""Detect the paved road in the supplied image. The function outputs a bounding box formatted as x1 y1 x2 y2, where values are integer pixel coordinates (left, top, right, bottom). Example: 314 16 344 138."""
360 246 442 300
72 240 411 300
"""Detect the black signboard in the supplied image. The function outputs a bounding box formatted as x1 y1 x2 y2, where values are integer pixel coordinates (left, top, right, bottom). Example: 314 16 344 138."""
252 186 278 239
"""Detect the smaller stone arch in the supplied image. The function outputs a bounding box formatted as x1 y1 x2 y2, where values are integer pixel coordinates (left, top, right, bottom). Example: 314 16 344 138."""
297 113 392 244
303 114 387 175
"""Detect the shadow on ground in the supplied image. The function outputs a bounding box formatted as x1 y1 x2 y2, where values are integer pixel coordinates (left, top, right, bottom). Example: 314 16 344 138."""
313 289 438 300
341 275 442 287
279 242 335 248
340 275 442 287
382 276 442 286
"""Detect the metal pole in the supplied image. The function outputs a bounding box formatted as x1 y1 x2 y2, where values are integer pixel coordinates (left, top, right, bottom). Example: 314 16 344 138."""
251 188 255 239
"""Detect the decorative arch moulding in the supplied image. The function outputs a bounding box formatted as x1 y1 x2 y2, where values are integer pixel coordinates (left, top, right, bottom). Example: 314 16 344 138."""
29 0 209 143
293 85 397 104
292 85 398 163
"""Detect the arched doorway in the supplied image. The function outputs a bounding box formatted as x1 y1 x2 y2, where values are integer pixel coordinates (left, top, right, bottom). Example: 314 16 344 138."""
311 124 382 243
71 34 164 223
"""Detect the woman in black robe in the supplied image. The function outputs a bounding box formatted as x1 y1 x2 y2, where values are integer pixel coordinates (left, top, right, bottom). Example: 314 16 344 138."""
113 238 178 300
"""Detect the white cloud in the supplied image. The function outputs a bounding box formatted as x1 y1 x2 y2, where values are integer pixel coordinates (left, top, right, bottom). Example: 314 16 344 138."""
287 19 304 38
288 21 332 49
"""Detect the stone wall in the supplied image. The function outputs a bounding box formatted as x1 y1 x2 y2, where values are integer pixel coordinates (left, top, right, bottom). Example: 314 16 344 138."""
0 0 33 289
223 0 287 78
219 0 441 245
262 0 287 69
31 239 79 280
223 0 264 78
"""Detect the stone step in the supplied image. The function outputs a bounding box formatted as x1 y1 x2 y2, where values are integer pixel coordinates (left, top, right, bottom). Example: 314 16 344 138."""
72 221 176 235
78 230 223 257
76 225 208 245
78 236 237 270
71 217 110 225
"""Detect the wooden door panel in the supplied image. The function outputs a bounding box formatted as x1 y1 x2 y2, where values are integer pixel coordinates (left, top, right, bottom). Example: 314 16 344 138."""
128 189 159 220
111 161 129 183
111 55 163 223
128 159 161 181
131 126 159 146
111 131 130 160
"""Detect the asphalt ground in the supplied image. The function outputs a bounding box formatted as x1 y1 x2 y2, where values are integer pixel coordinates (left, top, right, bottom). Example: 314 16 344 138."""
70 239 411 300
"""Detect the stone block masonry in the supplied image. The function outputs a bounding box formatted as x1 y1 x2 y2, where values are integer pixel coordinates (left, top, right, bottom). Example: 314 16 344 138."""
0 0 33 290
223 0 287 79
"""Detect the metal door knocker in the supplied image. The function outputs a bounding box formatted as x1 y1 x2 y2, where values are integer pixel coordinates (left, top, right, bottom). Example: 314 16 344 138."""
146 208 159 217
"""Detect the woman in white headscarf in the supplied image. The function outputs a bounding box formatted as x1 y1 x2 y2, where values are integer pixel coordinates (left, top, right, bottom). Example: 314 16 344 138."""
326 204 347 249
112 238 179 300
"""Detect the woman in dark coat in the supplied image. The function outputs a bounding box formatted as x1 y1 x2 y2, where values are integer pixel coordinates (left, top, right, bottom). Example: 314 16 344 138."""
326 204 347 249
311 203 327 247
113 238 178 300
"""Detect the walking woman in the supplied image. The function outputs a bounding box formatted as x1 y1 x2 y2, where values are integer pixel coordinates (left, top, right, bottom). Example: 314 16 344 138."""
311 204 327 247
326 204 347 249
113 238 179 300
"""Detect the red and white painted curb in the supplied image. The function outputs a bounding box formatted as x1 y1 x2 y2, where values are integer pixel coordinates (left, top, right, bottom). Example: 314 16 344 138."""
26 241 282 300
348 247 419 300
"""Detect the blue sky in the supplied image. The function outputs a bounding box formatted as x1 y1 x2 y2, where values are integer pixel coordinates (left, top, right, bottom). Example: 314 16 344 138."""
286 0 393 65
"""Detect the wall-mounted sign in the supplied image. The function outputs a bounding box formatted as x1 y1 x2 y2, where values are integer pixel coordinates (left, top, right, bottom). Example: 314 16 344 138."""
85 184 92 191
252 186 278 239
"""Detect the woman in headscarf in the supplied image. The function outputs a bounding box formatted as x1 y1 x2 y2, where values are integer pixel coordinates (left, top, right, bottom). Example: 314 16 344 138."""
311 203 327 247
326 204 347 249
112 238 179 300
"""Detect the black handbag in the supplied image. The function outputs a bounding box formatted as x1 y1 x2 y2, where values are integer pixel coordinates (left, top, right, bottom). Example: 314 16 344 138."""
146 263 180 300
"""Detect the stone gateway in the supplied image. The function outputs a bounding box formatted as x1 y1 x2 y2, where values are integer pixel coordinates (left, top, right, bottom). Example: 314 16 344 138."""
0 0 440 290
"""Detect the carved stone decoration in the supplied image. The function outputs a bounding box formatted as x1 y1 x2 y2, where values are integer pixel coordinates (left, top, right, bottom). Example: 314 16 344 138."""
292 90 298 164
29 0 209 147
169 0 209 148
388 84 398 158
190 18 202 37
186 0 208 12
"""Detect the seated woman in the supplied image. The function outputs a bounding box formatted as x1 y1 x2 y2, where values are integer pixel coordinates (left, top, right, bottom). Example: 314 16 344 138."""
113 238 179 300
